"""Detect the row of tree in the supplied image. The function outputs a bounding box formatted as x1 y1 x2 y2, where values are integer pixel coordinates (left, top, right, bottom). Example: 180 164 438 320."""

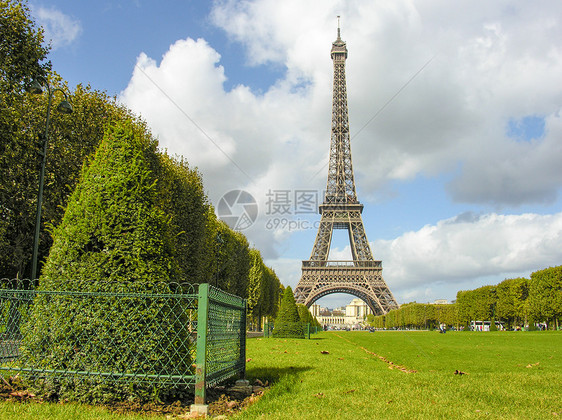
0 1 282 323
369 265 561 330
21 118 283 402
367 302 457 330
1 0 139 279
457 266 561 330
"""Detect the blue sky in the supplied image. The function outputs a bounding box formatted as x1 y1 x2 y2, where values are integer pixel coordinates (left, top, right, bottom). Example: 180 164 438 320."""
30 1 562 308
33 1 282 94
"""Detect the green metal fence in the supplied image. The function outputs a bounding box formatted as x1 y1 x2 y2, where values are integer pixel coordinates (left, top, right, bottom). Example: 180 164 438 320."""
193 283 246 405
0 279 245 405
263 322 318 339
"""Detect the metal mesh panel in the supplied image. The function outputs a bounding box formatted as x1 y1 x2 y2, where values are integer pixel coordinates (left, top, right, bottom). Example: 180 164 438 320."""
205 286 246 387
0 280 198 388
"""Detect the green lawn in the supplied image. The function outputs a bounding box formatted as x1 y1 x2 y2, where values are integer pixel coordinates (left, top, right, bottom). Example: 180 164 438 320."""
1 331 560 419
238 331 562 419
0 401 163 420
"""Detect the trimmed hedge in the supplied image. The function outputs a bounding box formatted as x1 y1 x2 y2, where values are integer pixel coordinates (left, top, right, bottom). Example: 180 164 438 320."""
21 121 197 402
297 303 321 329
274 286 304 338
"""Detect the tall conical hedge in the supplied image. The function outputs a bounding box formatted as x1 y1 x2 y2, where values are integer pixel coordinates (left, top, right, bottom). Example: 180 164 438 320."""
37 121 175 288
277 286 300 323
157 152 209 284
20 121 192 402
274 286 304 338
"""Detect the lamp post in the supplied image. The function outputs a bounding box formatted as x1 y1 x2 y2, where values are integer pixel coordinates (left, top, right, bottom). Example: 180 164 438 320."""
215 233 224 287
27 79 73 280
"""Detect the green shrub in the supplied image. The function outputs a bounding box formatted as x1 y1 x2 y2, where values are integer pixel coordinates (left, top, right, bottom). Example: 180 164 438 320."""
297 303 320 328
274 286 304 338
157 153 209 284
20 121 192 403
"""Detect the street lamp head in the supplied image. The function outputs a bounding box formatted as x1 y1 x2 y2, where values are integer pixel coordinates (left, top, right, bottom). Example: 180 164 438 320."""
27 80 44 95
29 79 74 280
56 100 73 114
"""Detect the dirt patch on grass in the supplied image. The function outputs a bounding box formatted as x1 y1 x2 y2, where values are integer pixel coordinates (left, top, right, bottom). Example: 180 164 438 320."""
0 375 36 402
358 345 418 373
334 333 417 374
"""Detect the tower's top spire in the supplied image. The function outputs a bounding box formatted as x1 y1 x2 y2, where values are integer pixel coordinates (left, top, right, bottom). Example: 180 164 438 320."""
337 15 341 40
331 16 348 59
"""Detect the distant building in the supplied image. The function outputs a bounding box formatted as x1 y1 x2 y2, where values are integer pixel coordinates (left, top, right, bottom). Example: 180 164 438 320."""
310 298 372 327
432 299 449 305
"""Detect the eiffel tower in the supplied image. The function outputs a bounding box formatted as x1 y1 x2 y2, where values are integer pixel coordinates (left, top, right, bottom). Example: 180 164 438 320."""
294 20 399 315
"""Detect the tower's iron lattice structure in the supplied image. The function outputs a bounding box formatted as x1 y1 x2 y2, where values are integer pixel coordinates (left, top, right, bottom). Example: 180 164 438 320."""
294 22 399 315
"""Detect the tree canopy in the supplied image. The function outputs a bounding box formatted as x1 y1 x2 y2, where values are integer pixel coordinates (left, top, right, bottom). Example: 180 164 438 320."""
371 265 561 330
0 77 142 278
0 0 50 94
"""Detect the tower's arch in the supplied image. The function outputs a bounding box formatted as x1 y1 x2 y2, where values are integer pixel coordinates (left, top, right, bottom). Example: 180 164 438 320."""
305 285 386 316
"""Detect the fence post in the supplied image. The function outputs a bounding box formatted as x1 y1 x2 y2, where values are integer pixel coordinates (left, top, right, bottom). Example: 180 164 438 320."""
194 283 209 407
306 323 310 339
240 299 247 379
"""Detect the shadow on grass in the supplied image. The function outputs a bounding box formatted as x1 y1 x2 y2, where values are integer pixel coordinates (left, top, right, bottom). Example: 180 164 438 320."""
265 337 326 341
245 365 312 384
243 365 313 400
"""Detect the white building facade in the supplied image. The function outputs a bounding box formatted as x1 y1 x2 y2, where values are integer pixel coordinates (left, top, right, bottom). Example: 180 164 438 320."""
310 298 372 327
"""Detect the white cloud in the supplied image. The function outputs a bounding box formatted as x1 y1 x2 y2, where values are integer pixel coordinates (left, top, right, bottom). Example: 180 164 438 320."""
34 6 82 50
121 0 562 208
120 36 329 257
447 112 562 205
375 211 562 290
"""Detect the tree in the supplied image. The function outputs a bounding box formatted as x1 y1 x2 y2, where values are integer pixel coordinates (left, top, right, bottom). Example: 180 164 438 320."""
457 286 496 327
297 303 320 328
0 0 50 94
1 0 47 278
374 302 459 330
247 248 266 329
244 248 281 330
157 153 211 284
215 225 250 296
435 304 457 328
370 314 385 329
528 266 562 329
274 286 303 338
200 210 252 297
263 266 281 320
1 78 141 278
496 277 528 329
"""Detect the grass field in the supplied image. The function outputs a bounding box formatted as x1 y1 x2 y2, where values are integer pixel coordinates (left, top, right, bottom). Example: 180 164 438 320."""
238 331 562 419
0 402 162 420
0 331 560 419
